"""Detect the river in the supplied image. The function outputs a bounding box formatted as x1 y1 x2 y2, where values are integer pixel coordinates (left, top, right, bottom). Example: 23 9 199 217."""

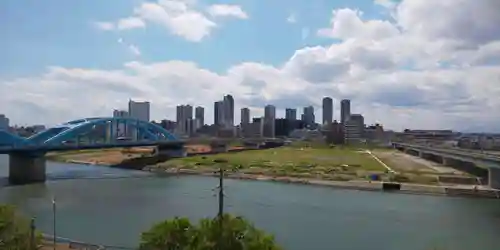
0 154 499 250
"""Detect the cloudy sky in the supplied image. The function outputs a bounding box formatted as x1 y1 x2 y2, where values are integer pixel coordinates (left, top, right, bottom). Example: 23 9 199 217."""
1 0 500 132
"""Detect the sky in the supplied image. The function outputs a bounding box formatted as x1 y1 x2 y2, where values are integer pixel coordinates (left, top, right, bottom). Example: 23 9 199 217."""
1 0 500 132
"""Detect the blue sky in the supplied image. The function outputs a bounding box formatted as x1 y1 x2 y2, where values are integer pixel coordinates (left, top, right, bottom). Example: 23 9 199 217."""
1 0 389 76
1 0 499 132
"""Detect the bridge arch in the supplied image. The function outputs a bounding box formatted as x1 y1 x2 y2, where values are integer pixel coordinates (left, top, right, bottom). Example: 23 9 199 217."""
0 131 27 146
28 117 177 145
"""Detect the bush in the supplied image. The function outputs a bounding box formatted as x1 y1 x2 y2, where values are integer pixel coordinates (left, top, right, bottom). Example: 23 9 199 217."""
139 214 281 250
0 205 40 250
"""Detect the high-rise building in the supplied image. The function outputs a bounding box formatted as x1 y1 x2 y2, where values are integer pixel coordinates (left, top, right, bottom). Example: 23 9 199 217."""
176 105 193 134
340 99 351 124
195 106 204 126
285 108 297 121
241 108 250 125
264 105 276 138
344 114 364 144
112 110 129 137
128 100 150 139
0 114 9 131
214 101 225 126
322 97 333 125
223 95 234 127
128 100 150 122
302 106 315 127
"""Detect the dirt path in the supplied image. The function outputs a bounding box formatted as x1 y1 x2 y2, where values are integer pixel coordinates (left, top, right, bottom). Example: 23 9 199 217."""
372 150 463 174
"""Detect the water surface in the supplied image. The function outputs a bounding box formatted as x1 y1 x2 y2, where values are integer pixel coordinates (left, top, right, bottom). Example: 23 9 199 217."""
0 154 499 250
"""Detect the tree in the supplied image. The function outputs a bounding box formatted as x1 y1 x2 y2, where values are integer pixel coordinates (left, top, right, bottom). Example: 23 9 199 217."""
0 205 40 250
139 214 282 250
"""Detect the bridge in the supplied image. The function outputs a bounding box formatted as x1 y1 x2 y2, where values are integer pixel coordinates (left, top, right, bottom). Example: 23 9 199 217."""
392 142 500 189
0 117 185 184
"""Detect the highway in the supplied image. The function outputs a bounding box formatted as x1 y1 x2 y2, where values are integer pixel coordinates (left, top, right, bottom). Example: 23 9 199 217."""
393 142 500 165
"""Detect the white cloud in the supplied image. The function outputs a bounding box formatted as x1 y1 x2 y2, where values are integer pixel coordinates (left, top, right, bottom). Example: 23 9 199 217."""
93 0 248 42
128 45 141 56
116 17 146 30
207 4 249 19
117 38 141 56
3 0 500 132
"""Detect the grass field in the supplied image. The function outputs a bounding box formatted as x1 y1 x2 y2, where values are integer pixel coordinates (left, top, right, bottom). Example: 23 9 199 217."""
160 146 387 181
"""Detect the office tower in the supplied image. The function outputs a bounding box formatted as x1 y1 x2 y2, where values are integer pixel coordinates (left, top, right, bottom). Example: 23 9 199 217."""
223 94 234 127
214 101 225 126
128 100 150 139
285 108 297 121
322 97 333 125
340 99 351 124
195 106 205 126
112 110 128 137
0 114 9 131
241 108 250 125
344 114 364 144
128 100 150 122
264 105 276 138
176 105 193 134
302 106 315 127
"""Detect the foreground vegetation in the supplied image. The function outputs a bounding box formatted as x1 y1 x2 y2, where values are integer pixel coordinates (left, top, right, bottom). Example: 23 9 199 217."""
0 204 280 250
140 214 281 250
0 205 41 250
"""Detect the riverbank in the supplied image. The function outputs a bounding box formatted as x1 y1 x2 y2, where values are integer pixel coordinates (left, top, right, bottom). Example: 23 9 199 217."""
143 167 500 199
47 146 500 199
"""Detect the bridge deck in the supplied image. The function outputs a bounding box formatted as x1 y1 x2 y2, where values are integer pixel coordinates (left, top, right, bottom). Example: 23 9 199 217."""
0 140 184 154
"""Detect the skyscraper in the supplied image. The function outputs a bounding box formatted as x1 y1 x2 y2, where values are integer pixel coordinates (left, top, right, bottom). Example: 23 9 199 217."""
214 101 225 126
195 106 204 126
176 105 193 134
322 97 333 125
128 100 150 139
0 114 9 131
241 108 250 125
285 108 297 121
302 106 315 127
340 99 351 124
264 105 276 138
223 94 234 127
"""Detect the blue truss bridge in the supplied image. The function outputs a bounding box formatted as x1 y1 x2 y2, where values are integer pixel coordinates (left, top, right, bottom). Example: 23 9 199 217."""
0 117 185 185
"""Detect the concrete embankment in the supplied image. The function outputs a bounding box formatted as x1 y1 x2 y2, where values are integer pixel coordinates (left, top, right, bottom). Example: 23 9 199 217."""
142 167 500 199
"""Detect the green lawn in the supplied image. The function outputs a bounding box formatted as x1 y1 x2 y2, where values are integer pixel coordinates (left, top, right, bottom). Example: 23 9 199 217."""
160 146 387 181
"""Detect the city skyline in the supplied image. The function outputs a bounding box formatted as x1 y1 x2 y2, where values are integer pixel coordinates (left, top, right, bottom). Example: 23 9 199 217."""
1 0 499 133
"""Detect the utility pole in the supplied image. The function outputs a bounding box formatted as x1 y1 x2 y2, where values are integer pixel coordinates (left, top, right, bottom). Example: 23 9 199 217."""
29 218 35 250
53 197 57 250
218 167 224 220
213 159 228 250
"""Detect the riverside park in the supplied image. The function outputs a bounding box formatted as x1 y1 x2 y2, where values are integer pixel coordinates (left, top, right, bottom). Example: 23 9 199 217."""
47 142 480 189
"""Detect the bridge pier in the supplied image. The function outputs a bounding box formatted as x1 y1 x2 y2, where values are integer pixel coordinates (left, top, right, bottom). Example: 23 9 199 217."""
155 144 186 158
9 152 46 185
489 168 500 190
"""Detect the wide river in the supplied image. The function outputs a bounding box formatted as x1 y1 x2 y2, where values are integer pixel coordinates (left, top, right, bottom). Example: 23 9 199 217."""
0 155 499 250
